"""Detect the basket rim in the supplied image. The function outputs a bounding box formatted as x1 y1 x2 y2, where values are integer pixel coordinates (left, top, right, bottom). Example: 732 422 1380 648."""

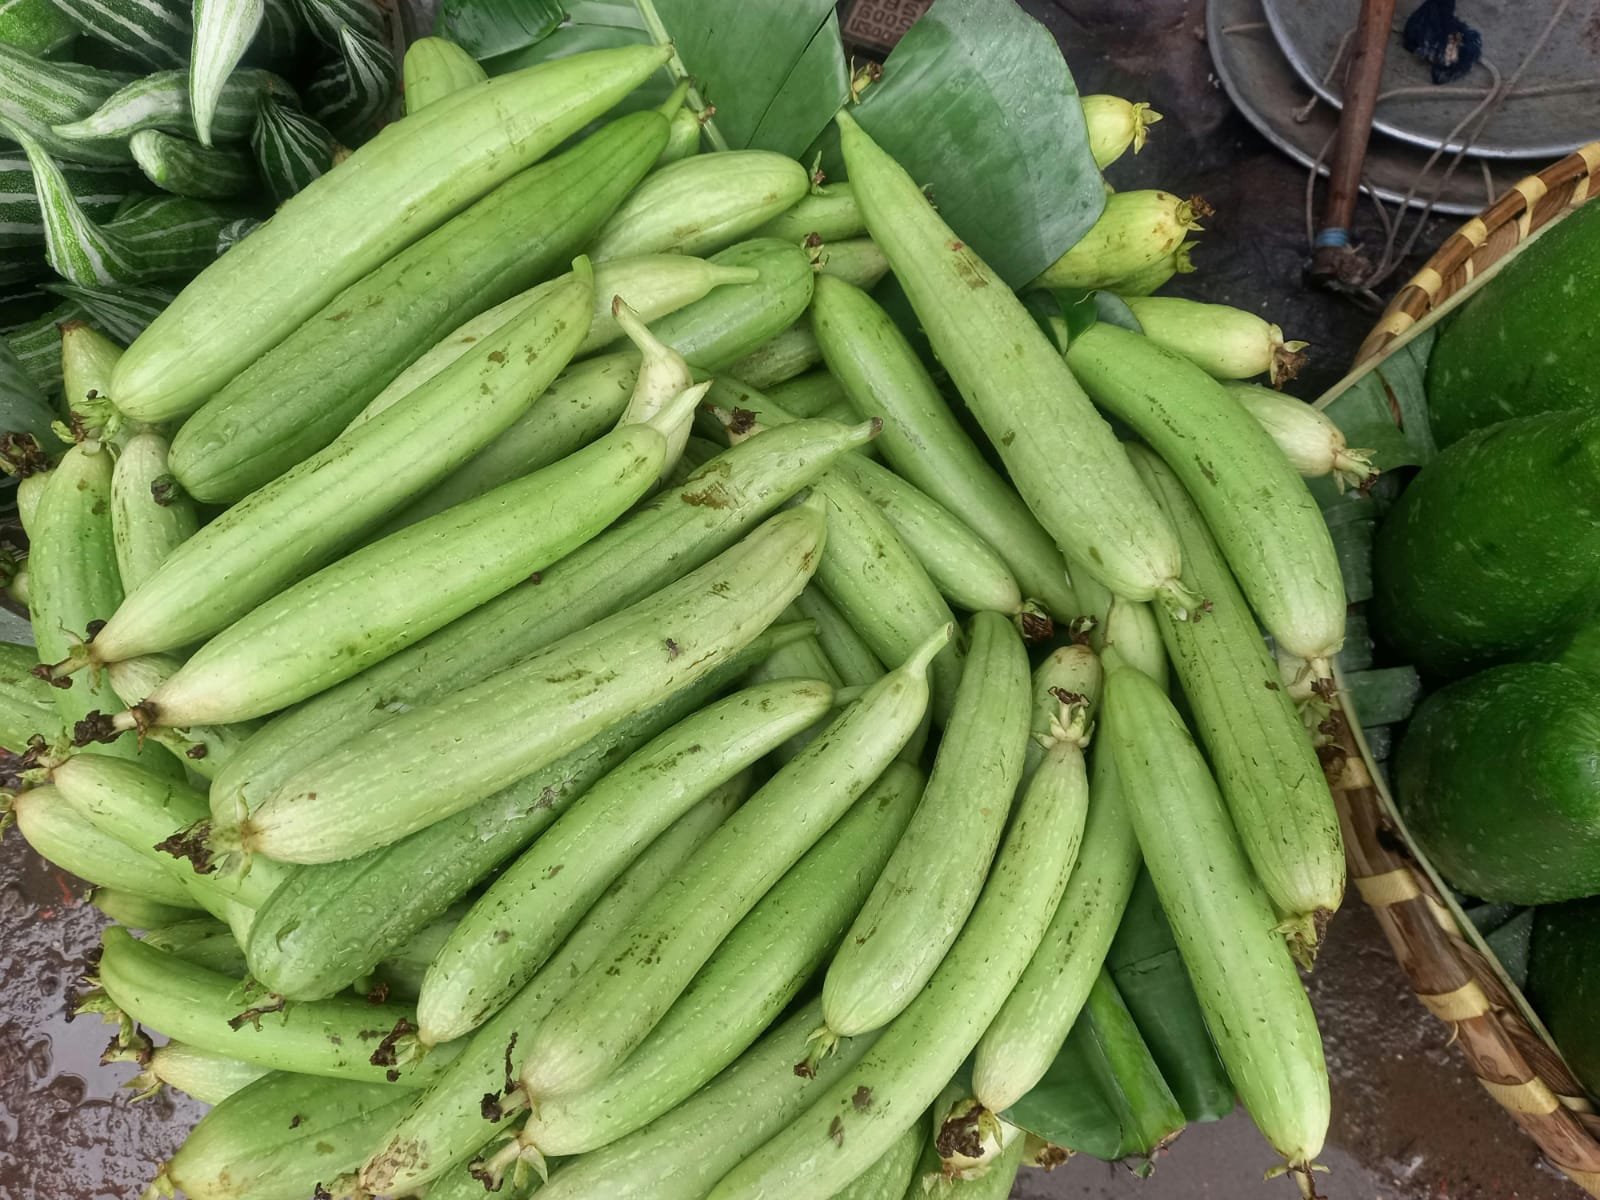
1319 139 1600 1196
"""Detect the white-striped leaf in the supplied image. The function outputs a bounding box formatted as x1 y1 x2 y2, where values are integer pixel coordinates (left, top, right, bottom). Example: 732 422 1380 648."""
52 0 191 68
0 40 135 165
214 214 259 252
249 0 301 60
3 121 141 286
1 152 135 248
249 89 335 201
130 127 255 198
305 23 396 143
0 332 59 443
40 280 177 344
103 193 239 276
53 66 293 145
190 0 264 146
292 0 382 46
3 299 84 393
0 0 81 57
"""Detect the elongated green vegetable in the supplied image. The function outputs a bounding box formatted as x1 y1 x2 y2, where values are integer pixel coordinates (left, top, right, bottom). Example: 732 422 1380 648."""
754 183 861 243
59 319 122 438
352 253 758 445
657 104 700 165
90 888 199 930
148 1072 410 1200
727 319 821 390
1123 296 1307 386
712 377 1028 620
6 784 199 906
807 262 1063 623
591 150 809 260
830 1117 924 1199
113 44 670 419
808 236 889 290
767 368 845 417
703 643 1084 1198
641 237 815 370
839 114 1189 611
517 626 949 1102
416 679 833 1045
1081 95 1160 168
512 762 923 1163
1102 665 1328 1181
1227 382 1376 492
106 653 255 778
126 413 671 732
1065 323 1344 676
111 431 197 593
28 443 178 778
89 926 458 1084
538 1000 883 1200
129 128 256 198
794 586 883 687
1110 238 1196 296
370 354 635 534
971 644 1121 1113
360 781 746 1195
0 640 58 752
802 448 964 722
239 505 826 864
245 626 811 1002
127 1041 269 1104
170 115 664 502
1129 444 1343 958
402 36 486 114
1033 190 1205 290
72 264 594 672
7 122 142 287
50 753 290 912
819 612 1031 1044
210 418 868 832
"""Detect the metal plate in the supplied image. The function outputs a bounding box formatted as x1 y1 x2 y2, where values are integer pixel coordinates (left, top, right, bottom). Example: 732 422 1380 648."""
1262 0 1600 160
1208 0 1527 215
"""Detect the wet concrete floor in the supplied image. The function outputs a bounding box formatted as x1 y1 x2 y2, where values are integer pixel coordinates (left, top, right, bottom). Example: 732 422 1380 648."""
1 1 1588 1197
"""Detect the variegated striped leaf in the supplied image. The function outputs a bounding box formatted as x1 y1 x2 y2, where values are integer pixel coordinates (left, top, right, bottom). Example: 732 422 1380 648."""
292 0 382 46
214 214 259 252
130 127 255 198
0 0 81 56
0 331 59 444
52 0 191 68
190 0 264 146
1 152 135 249
249 0 301 61
53 66 293 145
0 40 135 166
104 193 240 277
3 121 141 286
305 22 397 144
40 280 177 344
3 299 84 393
249 82 334 201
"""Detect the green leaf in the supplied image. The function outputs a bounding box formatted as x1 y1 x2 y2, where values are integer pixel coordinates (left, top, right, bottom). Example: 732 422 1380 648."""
647 0 847 158
1318 326 1438 475
433 0 566 60
849 0 1105 288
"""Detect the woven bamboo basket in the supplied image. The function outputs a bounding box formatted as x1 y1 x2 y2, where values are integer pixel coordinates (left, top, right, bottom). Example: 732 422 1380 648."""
1315 141 1600 1197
